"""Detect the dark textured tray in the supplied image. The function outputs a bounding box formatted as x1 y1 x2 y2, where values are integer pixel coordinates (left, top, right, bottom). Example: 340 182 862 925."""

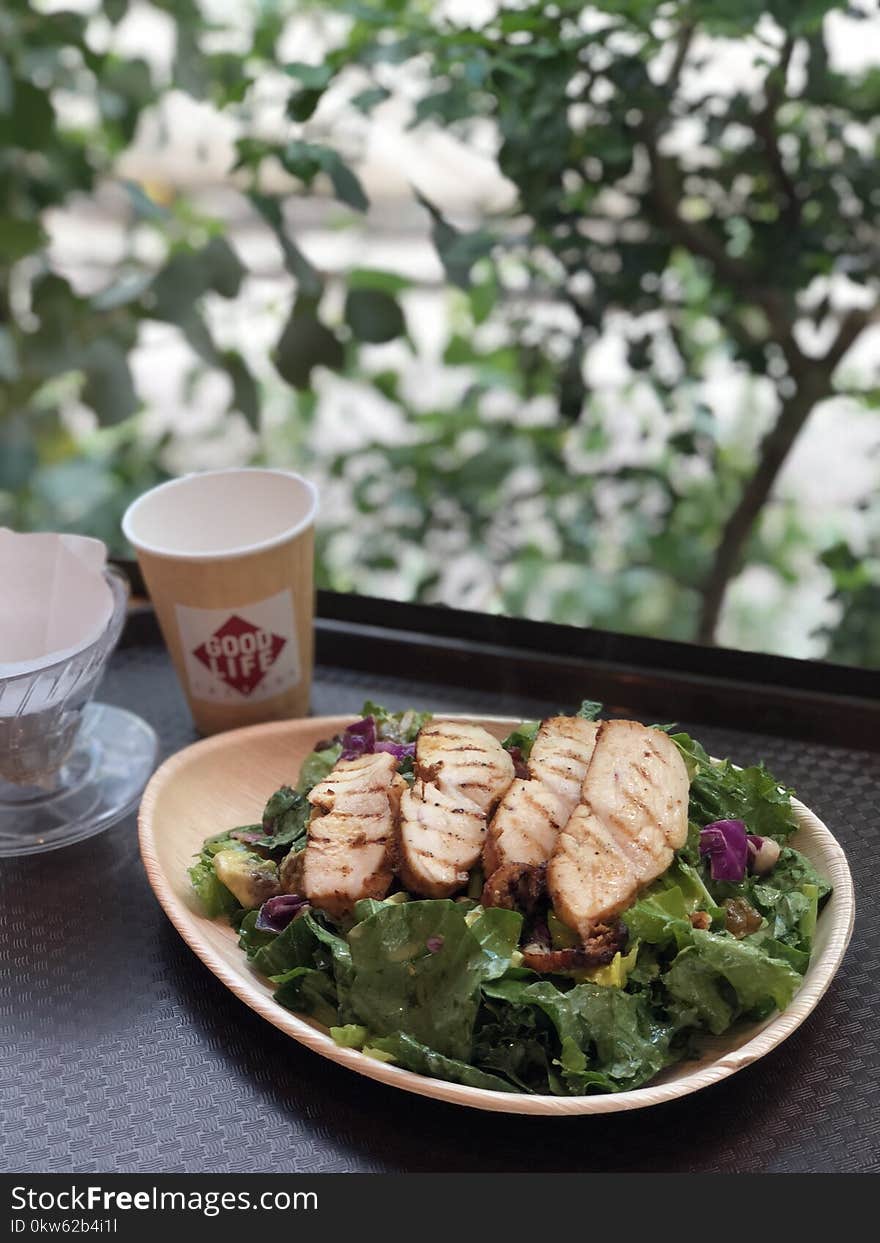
2 630 876 1173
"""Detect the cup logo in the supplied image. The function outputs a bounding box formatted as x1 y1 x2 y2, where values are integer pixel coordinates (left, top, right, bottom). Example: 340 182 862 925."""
176 589 300 704
192 615 287 698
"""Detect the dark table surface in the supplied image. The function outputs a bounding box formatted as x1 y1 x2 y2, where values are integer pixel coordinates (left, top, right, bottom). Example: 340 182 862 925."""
2 635 877 1174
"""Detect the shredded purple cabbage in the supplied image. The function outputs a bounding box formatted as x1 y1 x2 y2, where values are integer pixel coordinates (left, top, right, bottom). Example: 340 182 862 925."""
374 739 416 760
339 716 377 759
338 716 415 762
506 745 530 780
699 819 749 882
255 894 308 933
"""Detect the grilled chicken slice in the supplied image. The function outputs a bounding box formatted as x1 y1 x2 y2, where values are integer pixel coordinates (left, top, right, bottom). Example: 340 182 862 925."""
300 751 404 917
397 721 515 898
415 719 515 814
547 719 689 939
397 780 485 898
484 715 599 875
529 715 601 807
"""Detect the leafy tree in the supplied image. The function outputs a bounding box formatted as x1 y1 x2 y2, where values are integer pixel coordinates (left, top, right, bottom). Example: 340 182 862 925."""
0 0 282 537
2 0 878 657
299 0 879 644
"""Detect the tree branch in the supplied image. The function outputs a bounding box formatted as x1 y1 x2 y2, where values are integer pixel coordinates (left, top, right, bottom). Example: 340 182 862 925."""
644 142 754 288
632 33 878 643
638 101 813 380
665 22 695 94
695 299 879 642
636 29 751 288
751 36 800 231
696 369 831 644
825 304 880 372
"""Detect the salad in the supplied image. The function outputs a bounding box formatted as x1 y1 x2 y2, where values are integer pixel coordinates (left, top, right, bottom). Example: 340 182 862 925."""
188 701 830 1096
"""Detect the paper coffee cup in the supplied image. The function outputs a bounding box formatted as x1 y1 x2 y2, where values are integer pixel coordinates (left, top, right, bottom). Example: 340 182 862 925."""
123 469 318 735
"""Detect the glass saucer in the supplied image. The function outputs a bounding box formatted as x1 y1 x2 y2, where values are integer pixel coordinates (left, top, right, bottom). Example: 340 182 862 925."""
0 702 158 857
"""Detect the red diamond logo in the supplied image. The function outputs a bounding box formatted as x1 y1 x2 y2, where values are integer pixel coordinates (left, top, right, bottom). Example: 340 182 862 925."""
192 614 287 697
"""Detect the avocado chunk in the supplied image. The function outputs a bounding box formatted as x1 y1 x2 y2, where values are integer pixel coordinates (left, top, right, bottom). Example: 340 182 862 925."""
213 849 280 909
279 847 306 895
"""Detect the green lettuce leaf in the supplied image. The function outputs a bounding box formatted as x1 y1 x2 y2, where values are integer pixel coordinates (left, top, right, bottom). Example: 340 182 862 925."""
237 909 279 960
252 912 318 977
369 1032 520 1092
622 887 694 951
296 744 342 794
188 832 245 918
330 1023 368 1048
765 845 831 902
199 831 242 857
665 928 801 1036
664 948 736 1035
800 883 819 945
689 929 801 1011
473 984 563 1094
709 846 830 952
483 977 582 1052
671 732 797 840
188 857 239 918
344 900 522 1060
744 933 810 974
272 966 338 1027
482 976 673 1093
565 982 673 1090
647 859 723 919
466 907 524 980
244 785 310 852
360 700 432 744
353 897 390 922
501 719 540 758
302 910 354 997
676 820 703 866
749 884 812 942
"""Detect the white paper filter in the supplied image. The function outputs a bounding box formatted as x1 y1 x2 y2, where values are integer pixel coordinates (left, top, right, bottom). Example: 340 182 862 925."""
0 529 113 683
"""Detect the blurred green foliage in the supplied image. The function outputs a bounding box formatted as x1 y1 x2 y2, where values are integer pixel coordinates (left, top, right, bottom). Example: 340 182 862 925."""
1 0 878 661
0 0 267 542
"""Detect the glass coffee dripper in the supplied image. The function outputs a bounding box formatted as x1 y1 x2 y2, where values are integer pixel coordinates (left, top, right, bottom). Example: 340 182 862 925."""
0 566 157 856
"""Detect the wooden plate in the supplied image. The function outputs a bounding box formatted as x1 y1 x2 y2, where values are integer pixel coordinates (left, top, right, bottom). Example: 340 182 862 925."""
138 715 855 1115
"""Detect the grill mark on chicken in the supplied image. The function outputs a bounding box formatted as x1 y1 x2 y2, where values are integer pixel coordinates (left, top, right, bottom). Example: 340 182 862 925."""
396 722 515 898
436 829 477 846
460 782 492 798
484 716 599 879
643 737 666 764
544 745 583 761
297 751 402 917
319 810 384 819
548 719 689 939
519 784 561 830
